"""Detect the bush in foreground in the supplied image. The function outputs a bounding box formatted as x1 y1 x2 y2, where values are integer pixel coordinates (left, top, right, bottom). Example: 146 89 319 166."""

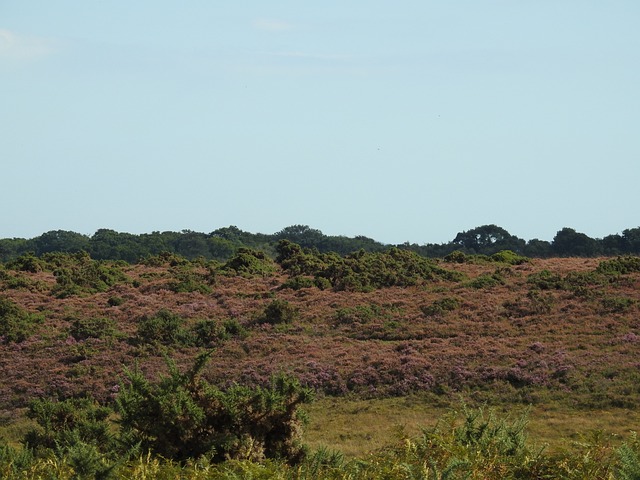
116 351 313 464
3 402 640 479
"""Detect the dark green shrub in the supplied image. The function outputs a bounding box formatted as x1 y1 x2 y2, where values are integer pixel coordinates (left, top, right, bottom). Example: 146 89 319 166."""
68 316 118 341
51 252 129 298
280 276 315 290
526 290 554 314
259 299 299 325
278 241 463 291
444 250 468 263
491 250 530 265
275 240 328 276
444 250 493 264
0 273 48 292
191 318 229 346
503 291 555 317
223 318 248 339
107 296 125 307
0 296 44 343
313 276 332 290
334 304 383 325
600 296 636 314
166 265 213 294
5 252 44 273
564 271 607 289
0 444 35 476
421 297 461 317
596 256 640 276
466 272 505 289
140 251 190 267
324 248 463 291
222 248 276 276
136 309 191 345
617 434 640 480
527 270 566 290
116 351 313 464
22 397 121 478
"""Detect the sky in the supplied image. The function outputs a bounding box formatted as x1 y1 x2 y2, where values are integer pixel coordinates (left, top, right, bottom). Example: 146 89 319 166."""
1 2 639 245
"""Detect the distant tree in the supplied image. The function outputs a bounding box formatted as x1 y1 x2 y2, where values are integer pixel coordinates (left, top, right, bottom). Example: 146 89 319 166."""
174 230 210 259
0 238 29 262
551 228 600 257
31 230 90 255
275 225 324 249
211 226 271 251
601 234 625 256
210 225 247 243
89 229 145 262
452 225 524 255
139 231 173 256
207 236 237 261
523 239 552 258
622 227 640 254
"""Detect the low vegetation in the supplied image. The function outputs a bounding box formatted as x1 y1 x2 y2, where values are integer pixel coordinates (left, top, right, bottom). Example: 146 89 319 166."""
1 243 640 478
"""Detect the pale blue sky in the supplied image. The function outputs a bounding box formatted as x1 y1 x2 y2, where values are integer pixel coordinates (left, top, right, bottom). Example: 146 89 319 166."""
2 2 639 244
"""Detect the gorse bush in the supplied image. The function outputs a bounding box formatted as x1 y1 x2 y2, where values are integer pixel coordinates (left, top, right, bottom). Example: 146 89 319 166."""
600 295 636 314
276 240 329 276
617 433 640 480
334 304 386 325
259 299 300 325
0 296 44 343
466 271 505 289
596 256 640 276
279 275 315 290
443 250 468 263
21 397 127 480
68 316 118 341
116 351 313 464
191 318 247 346
503 290 555 317
277 241 464 292
140 251 190 267
490 250 530 265
527 269 566 290
166 264 215 294
420 297 461 317
5 252 44 273
23 397 114 452
0 271 48 292
223 248 276 276
51 252 129 298
136 309 192 346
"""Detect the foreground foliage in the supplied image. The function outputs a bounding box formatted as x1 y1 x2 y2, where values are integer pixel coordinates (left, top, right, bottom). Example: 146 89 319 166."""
117 351 313 464
1 404 639 479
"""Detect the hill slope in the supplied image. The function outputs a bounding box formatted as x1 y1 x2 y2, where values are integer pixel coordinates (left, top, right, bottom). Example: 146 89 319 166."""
1 250 639 411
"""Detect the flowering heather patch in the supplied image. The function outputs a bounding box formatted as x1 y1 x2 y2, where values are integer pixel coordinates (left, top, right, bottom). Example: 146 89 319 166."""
0 253 638 411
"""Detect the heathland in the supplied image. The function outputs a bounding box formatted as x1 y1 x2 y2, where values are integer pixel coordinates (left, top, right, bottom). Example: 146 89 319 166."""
0 235 639 478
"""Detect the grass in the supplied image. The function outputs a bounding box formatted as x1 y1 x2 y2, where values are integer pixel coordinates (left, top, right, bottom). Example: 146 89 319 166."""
303 396 640 458
0 410 35 449
304 396 447 457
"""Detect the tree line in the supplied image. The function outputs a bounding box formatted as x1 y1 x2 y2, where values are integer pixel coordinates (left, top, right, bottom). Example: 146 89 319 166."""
1 224 639 263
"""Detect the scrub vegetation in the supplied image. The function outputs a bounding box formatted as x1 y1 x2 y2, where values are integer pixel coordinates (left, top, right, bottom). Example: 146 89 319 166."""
1 234 640 478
